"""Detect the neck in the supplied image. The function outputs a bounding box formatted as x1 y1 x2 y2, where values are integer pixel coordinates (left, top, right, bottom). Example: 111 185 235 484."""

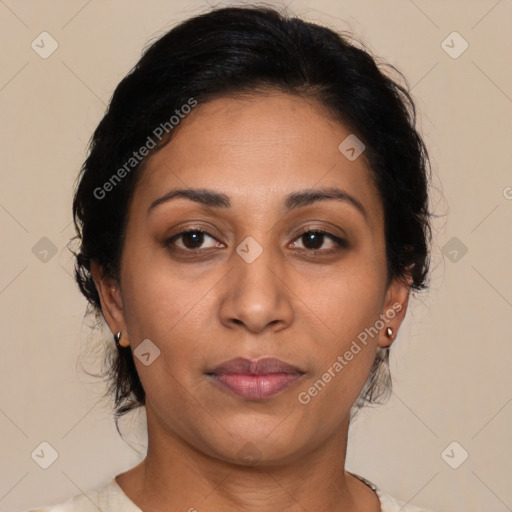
116 405 379 512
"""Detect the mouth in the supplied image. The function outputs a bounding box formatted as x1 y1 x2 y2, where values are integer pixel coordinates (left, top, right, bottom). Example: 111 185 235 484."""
206 357 306 400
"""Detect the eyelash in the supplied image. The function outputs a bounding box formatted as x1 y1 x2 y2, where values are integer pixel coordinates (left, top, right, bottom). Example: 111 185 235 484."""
164 227 349 256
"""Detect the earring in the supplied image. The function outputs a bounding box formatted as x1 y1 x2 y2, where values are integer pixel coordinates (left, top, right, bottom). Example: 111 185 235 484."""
114 330 122 347
385 327 394 339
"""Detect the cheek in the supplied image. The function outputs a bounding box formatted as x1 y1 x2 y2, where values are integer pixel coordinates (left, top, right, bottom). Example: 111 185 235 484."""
119 250 216 389
300 256 385 335
295 283 381 420
297 263 385 393
120 242 210 337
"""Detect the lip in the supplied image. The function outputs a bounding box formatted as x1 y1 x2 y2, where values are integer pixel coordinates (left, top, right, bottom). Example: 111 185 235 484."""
206 357 305 400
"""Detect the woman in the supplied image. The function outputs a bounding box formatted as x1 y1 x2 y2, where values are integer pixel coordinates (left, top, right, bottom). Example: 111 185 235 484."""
29 5 434 511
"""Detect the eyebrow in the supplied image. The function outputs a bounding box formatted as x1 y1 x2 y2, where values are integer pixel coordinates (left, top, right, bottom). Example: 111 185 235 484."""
147 186 368 220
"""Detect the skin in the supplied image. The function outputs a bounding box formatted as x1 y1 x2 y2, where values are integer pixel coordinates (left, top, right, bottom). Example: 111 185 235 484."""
91 90 412 512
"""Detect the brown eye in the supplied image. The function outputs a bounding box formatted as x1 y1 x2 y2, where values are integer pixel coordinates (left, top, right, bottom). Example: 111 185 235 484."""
182 231 206 249
301 231 325 250
290 230 348 252
165 229 223 251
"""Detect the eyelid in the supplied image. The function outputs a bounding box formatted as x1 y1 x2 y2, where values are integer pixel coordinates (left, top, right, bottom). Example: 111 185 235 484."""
292 220 349 240
164 225 349 254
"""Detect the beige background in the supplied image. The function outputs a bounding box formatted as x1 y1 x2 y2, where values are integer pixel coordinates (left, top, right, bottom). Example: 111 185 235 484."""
1 1 511 511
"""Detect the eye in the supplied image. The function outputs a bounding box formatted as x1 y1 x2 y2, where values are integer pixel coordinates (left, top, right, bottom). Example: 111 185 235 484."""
290 229 348 253
164 228 348 255
165 229 224 251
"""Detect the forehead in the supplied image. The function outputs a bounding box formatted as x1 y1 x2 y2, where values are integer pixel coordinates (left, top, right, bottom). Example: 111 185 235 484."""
134 91 383 226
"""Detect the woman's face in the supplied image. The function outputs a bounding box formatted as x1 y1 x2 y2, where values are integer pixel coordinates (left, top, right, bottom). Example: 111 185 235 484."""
94 91 410 465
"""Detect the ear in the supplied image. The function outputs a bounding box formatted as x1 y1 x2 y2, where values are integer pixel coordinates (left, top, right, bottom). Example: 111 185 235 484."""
90 260 130 347
378 266 414 348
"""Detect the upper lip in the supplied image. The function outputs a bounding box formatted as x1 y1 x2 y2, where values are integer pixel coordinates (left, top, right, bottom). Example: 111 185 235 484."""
208 357 304 376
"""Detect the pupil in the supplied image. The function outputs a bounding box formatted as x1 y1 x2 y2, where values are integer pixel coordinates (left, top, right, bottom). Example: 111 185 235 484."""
303 232 323 249
183 231 203 249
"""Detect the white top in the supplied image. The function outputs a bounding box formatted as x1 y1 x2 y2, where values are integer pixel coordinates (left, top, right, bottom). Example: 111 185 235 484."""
26 473 433 511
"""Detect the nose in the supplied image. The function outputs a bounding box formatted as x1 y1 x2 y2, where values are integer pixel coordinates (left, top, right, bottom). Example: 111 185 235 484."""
218 244 294 334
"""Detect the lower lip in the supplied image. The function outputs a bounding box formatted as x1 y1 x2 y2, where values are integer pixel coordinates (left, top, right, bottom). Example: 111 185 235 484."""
209 373 303 400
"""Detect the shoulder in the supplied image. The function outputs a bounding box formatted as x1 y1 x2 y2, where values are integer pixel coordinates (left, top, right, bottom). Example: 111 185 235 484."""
378 492 434 512
24 478 142 512
350 472 436 512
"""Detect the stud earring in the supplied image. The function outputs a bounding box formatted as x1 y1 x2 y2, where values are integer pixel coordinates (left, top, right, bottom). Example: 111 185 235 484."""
385 327 394 339
114 330 122 347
